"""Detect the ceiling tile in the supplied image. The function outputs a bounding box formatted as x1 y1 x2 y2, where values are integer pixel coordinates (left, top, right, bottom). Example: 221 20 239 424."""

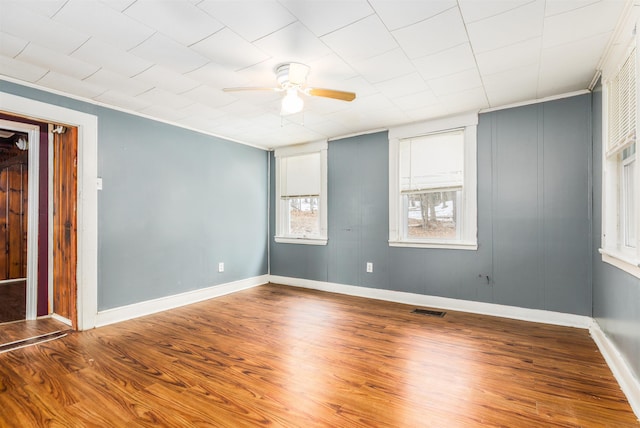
254 22 332 64
351 48 415 83
458 0 532 23
179 102 227 120
186 63 252 90
321 15 398 62
84 69 153 97
93 90 153 112
16 44 99 79
129 33 209 74
545 0 600 17
136 87 195 110
440 86 489 110
0 33 28 58
139 104 190 122
482 65 538 106
99 0 137 12
542 1 624 48
302 117 351 137
280 0 374 37
475 37 541 76
182 85 240 109
124 0 223 46
392 89 438 111
538 32 610 97
54 0 155 51
15 0 68 17
305 54 358 86
393 7 467 59
369 0 457 31
341 76 381 99
466 0 545 53
413 43 477 81
1 2 88 54
179 114 229 134
71 38 153 78
374 72 429 98
428 68 483 97
131 65 201 94
38 71 106 99
0 56 49 82
191 28 270 70
197 0 295 42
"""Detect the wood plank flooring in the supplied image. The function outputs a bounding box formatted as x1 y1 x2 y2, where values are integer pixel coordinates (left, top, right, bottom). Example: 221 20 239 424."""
0 283 637 427
0 317 71 349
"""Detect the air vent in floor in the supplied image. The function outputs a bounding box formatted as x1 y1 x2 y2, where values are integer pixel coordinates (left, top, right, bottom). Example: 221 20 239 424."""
412 308 446 317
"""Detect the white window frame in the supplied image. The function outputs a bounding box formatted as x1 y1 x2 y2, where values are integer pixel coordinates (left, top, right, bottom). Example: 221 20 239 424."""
601 33 640 278
389 113 478 250
274 140 328 245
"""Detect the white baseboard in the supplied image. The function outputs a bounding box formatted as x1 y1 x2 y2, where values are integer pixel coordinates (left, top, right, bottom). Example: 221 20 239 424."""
269 275 593 329
590 322 640 420
95 275 268 328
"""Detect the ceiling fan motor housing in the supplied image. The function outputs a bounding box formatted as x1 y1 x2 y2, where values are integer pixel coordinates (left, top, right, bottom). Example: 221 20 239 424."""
276 62 310 88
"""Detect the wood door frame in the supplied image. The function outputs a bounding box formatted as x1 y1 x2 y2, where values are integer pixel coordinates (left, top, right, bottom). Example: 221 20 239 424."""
0 118 39 320
0 90 98 330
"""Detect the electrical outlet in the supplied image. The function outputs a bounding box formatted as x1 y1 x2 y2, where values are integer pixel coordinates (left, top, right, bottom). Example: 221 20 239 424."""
366 262 373 273
218 262 224 273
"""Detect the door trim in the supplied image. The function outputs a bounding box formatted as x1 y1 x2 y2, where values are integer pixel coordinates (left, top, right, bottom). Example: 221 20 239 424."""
0 91 98 330
0 118 39 320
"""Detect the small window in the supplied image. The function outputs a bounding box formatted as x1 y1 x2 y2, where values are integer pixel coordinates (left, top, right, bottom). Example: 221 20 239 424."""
274 141 327 245
389 114 478 250
400 130 464 241
601 43 640 277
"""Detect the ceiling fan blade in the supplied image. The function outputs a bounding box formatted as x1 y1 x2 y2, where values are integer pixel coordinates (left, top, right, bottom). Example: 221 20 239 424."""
306 88 356 102
222 87 282 92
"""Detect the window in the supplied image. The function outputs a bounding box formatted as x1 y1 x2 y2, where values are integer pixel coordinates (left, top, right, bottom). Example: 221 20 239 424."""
274 141 327 245
389 113 478 249
601 43 640 275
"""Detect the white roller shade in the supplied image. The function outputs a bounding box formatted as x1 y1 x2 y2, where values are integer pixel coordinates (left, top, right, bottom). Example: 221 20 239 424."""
607 47 637 155
400 129 464 193
280 152 321 197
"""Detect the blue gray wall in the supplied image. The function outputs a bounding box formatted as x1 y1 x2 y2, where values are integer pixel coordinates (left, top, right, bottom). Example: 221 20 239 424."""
1 80 268 311
271 94 592 316
592 82 640 380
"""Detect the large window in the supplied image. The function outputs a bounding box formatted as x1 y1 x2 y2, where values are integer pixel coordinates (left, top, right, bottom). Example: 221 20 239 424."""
601 43 640 275
389 114 477 249
274 141 327 245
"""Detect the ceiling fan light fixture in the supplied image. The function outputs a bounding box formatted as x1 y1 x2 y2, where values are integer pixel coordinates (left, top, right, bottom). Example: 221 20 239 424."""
281 88 304 114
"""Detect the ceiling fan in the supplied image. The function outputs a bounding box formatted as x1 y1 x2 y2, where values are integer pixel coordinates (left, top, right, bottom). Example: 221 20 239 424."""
223 62 356 115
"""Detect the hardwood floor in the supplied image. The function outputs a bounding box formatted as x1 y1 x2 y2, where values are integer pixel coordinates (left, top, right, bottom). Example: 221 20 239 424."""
0 283 637 427
0 317 71 349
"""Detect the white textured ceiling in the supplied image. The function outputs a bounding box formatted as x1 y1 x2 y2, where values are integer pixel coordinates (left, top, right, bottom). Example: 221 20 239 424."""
0 0 628 149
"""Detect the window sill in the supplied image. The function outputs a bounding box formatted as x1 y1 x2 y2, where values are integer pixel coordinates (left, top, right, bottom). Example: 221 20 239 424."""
599 248 640 279
389 240 478 250
274 236 328 246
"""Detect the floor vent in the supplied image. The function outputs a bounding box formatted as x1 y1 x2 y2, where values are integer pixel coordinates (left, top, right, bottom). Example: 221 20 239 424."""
412 308 446 317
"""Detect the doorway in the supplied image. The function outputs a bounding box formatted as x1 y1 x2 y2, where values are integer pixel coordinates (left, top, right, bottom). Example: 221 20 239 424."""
0 91 98 331
0 118 41 327
0 128 29 323
0 115 78 332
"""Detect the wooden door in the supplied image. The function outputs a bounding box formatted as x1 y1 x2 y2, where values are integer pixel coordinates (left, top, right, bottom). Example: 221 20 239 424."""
53 126 77 328
0 155 28 323
0 156 28 281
